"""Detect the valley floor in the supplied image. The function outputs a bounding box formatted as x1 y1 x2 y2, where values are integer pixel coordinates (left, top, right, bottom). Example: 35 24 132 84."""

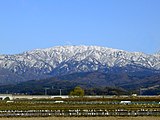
0 117 160 120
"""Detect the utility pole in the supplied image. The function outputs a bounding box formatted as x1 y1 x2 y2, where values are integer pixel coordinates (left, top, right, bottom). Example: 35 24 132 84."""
44 88 50 95
140 88 145 95
59 89 62 96
51 86 63 96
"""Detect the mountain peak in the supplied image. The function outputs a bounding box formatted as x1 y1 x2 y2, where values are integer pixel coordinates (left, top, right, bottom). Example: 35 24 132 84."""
26 45 127 55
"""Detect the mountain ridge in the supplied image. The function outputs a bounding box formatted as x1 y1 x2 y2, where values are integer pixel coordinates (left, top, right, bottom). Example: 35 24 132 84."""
0 45 160 85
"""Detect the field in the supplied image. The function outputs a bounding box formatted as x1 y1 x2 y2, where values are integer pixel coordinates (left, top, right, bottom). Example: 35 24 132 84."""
0 96 159 117
0 117 160 120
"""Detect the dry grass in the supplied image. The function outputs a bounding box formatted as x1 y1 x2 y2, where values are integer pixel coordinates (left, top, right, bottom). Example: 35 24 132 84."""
0 117 159 120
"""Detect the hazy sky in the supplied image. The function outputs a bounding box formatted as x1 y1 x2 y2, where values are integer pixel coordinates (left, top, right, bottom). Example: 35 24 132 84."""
0 0 160 54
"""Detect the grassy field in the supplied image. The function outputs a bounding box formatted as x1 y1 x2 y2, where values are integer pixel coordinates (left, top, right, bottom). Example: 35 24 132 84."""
0 117 160 120
0 100 159 111
0 97 159 117
0 96 159 111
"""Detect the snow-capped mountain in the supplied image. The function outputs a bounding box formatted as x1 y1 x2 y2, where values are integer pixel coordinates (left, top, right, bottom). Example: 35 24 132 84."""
0 45 160 84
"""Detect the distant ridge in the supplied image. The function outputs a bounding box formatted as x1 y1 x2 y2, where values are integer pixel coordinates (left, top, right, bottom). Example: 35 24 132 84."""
0 45 160 84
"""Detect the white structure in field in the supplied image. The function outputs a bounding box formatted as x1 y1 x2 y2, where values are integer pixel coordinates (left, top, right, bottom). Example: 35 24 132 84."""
0 94 69 100
0 94 13 100
120 101 131 104
54 101 64 103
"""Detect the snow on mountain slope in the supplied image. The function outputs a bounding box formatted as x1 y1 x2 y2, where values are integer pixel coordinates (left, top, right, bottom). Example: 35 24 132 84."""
0 45 160 84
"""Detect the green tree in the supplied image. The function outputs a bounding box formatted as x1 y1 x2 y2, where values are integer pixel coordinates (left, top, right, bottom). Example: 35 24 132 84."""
69 86 84 97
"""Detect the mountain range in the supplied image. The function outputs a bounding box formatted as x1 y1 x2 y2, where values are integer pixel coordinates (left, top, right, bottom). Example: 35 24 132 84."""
0 45 160 95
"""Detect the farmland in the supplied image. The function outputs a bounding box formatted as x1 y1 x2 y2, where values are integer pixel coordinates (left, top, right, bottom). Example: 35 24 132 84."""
0 117 160 120
0 96 159 117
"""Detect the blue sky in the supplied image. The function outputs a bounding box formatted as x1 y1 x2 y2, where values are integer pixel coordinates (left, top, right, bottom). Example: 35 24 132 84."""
0 0 160 54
